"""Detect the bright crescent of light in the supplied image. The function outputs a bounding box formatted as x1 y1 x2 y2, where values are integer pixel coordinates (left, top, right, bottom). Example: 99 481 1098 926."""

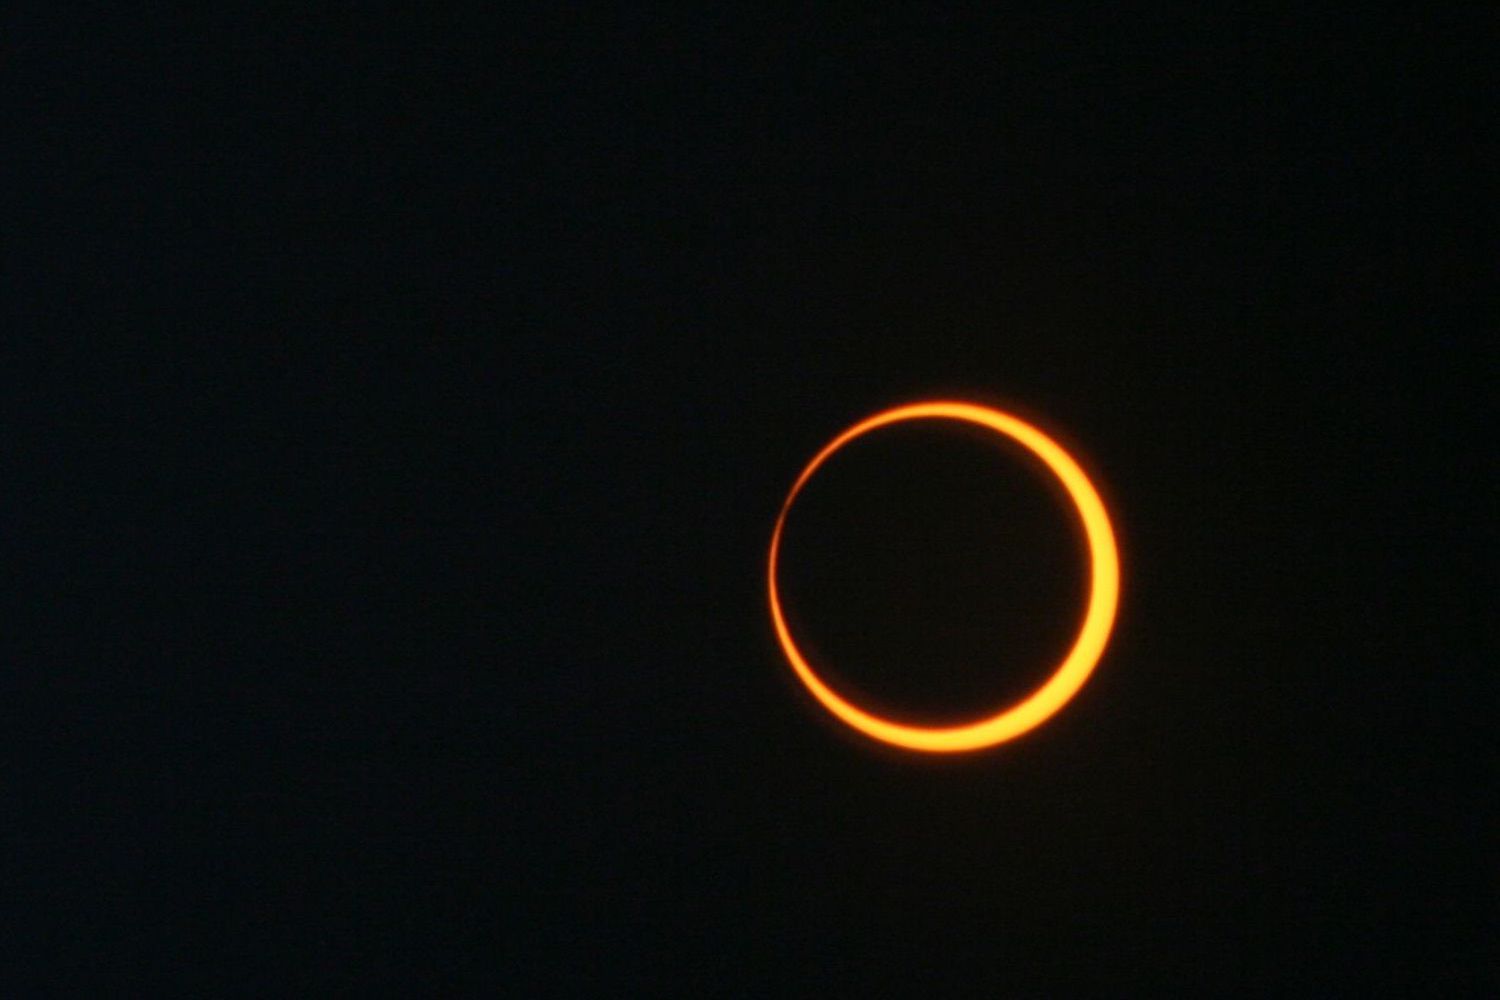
767 401 1120 753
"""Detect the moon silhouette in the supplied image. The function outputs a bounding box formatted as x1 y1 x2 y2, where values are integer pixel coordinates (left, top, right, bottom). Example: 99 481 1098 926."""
767 401 1120 752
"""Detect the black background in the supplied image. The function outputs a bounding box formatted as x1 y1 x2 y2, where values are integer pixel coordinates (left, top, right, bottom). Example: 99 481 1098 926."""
9 7 1494 994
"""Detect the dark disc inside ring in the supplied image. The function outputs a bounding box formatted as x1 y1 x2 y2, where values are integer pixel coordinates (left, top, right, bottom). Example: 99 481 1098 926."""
775 418 1089 727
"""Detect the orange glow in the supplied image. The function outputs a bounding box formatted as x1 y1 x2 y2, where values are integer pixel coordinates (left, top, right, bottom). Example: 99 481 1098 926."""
767 401 1120 753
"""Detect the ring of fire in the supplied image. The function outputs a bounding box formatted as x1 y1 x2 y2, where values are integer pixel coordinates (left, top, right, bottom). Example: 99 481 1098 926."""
767 401 1120 752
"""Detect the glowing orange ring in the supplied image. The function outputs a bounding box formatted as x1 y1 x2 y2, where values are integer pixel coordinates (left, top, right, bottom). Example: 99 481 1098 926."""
767 401 1120 752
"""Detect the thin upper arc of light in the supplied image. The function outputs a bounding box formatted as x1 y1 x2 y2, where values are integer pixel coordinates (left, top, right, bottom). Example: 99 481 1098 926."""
766 401 1120 753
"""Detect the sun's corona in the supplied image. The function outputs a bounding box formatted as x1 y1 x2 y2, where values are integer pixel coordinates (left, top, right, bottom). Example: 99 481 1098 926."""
767 401 1120 752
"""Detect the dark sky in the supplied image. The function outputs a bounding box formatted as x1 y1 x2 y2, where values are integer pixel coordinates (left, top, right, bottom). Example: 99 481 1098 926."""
10 7 1494 994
